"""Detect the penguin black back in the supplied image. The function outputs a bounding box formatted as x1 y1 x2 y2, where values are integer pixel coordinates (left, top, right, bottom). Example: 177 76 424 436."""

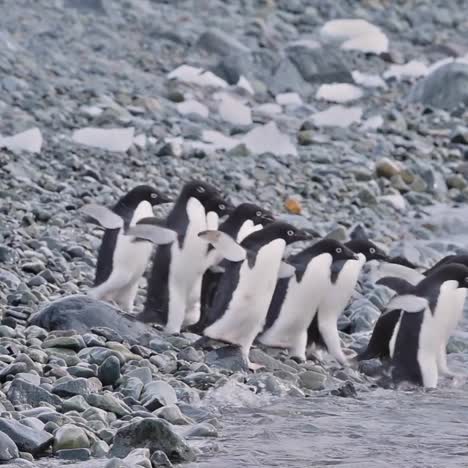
94 185 170 287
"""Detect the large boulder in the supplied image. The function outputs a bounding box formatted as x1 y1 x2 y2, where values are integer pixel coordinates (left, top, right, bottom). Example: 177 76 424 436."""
29 295 159 346
0 418 53 455
408 62 468 111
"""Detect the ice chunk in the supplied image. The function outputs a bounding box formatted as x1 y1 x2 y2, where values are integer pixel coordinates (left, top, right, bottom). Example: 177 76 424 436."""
242 121 297 156
168 64 228 88
72 127 135 152
310 105 363 128
352 71 387 88
218 94 252 125
0 128 43 153
176 100 209 118
384 61 428 80
361 115 384 131
276 92 303 107
316 83 363 103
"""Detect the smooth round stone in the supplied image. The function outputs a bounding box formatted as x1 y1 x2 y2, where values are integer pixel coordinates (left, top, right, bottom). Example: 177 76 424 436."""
98 355 121 386
53 424 90 451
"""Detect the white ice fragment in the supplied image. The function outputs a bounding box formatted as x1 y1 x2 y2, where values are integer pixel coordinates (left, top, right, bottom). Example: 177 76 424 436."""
242 121 297 156
383 60 428 80
254 103 283 115
80 105 103 117
218 94 252 126
72 127 135 152
201 130 239 151
310 105 363 128
133 134 147 149
176 100 209 118
321 19 389 54
380 194 406 211
0 128 43 153
276 92 303 107
352 71 387 88
361 115 384 130
316 83 363 103
167 64 228 88
237 76 255 95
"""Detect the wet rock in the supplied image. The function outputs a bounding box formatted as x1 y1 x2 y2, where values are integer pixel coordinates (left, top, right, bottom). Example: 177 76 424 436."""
331 381 357 398
0 431 19 462
150 450 173 467
62 395 90 412
8 378 62 408
286 41 352 84
184 422 218 438
57 447 91 460
205 345 248 372
98 355 121 386
358 359 384 377
196 28 249 56
154 405 192 425
109 418 196 462
120 377 144 401
0 417 53 454
142 381 177 411
298 370 326 391
30 295 157 346
43 335 86 351
249 349 297 373
52 377 101 397
86 393 131 417
53 424 90 451
408 62 468 111
64 0 107 15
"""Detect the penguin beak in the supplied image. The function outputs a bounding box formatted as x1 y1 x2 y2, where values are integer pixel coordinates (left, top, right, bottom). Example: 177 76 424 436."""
302 227 321 239
295 229 315 242
262 213 275 223
375 251 390 261
156 194 173 205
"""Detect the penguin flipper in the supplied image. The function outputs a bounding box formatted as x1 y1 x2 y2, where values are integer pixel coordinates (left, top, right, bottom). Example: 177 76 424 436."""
126 224 177 245
384 295 428 315
376 262 424 286
80 203 123 230
376 277 415 295
136 216 168 227
278 261 295 278
198 230 246 262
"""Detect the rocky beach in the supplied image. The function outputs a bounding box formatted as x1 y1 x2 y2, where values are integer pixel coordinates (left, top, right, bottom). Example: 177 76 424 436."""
1 0 468 466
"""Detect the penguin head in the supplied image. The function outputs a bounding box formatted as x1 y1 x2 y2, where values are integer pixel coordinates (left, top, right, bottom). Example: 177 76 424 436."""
123 185 172 207
180 180 230 211
345 239 388 262
257 222 312 245
231 203 275 225
312 239 358 262
424 263 468 290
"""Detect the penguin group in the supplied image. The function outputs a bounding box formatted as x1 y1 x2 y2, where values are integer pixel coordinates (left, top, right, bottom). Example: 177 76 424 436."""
82 180 468 388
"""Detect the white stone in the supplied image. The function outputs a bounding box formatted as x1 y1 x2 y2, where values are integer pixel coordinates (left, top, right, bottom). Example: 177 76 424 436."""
80 105 103 117
133 134 147 149
383 60 428 80
380 194 406 211
0 128 43 153
201 130 238 151
361 115 384 131
218 94 252 125
176 100 209 118
168 64 228 88
321 19 389 54
242 121 297 156
426 56 468 75
237 76 255 94
352 71 387 88
276 92 303 107
72 127 135 152
254 103 283 115
310 105 363 128
316 83 363 103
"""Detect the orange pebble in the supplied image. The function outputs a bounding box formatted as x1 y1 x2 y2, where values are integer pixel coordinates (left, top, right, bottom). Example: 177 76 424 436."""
284 198 302 215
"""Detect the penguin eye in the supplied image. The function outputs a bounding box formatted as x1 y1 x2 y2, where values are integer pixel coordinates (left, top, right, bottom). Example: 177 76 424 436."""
369 247 375 254
287 229 294 236
219 204 225 210
256 210 262 217
336 247 342 253
197 186 205 193
150 193 158 199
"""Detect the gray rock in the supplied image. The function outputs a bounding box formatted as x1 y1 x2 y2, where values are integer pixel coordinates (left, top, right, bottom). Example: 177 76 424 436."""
64 0 106 15
43 335 86 351
150 450 173 467
7 378 62 408
0 431 19 461
127 367 152 385
57 447 91 460
298 370 326 391
184 422 218 438
205 345 249 372
408 62 468 111
142 381 177 410
62 395 91 412
123 447 152 468
286 42 352 84
154 404 192 425
249 349 297 373
29 295 158 346
120 377 144 401
86 393 131 417
196 28 249 56
109 418 196 462
52 377 101 397
53 424 90 451
0 269 21 289
0 417 53 454
98 355 121 386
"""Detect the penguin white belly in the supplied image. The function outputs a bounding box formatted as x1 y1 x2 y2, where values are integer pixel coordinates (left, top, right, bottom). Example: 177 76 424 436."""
237 220 261 242
417 309 440 388
204 239 286 352
166 198 208 333
90 200 154 311
206 211 219 231
259 254 333 355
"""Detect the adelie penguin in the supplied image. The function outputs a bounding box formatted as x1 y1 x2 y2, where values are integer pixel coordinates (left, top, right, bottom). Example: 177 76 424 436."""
81 185 174 312
358 263 468 388
193 222 311 370
305 239 388 365
199 203 275 317
137 180 231 333
257 239 358 362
